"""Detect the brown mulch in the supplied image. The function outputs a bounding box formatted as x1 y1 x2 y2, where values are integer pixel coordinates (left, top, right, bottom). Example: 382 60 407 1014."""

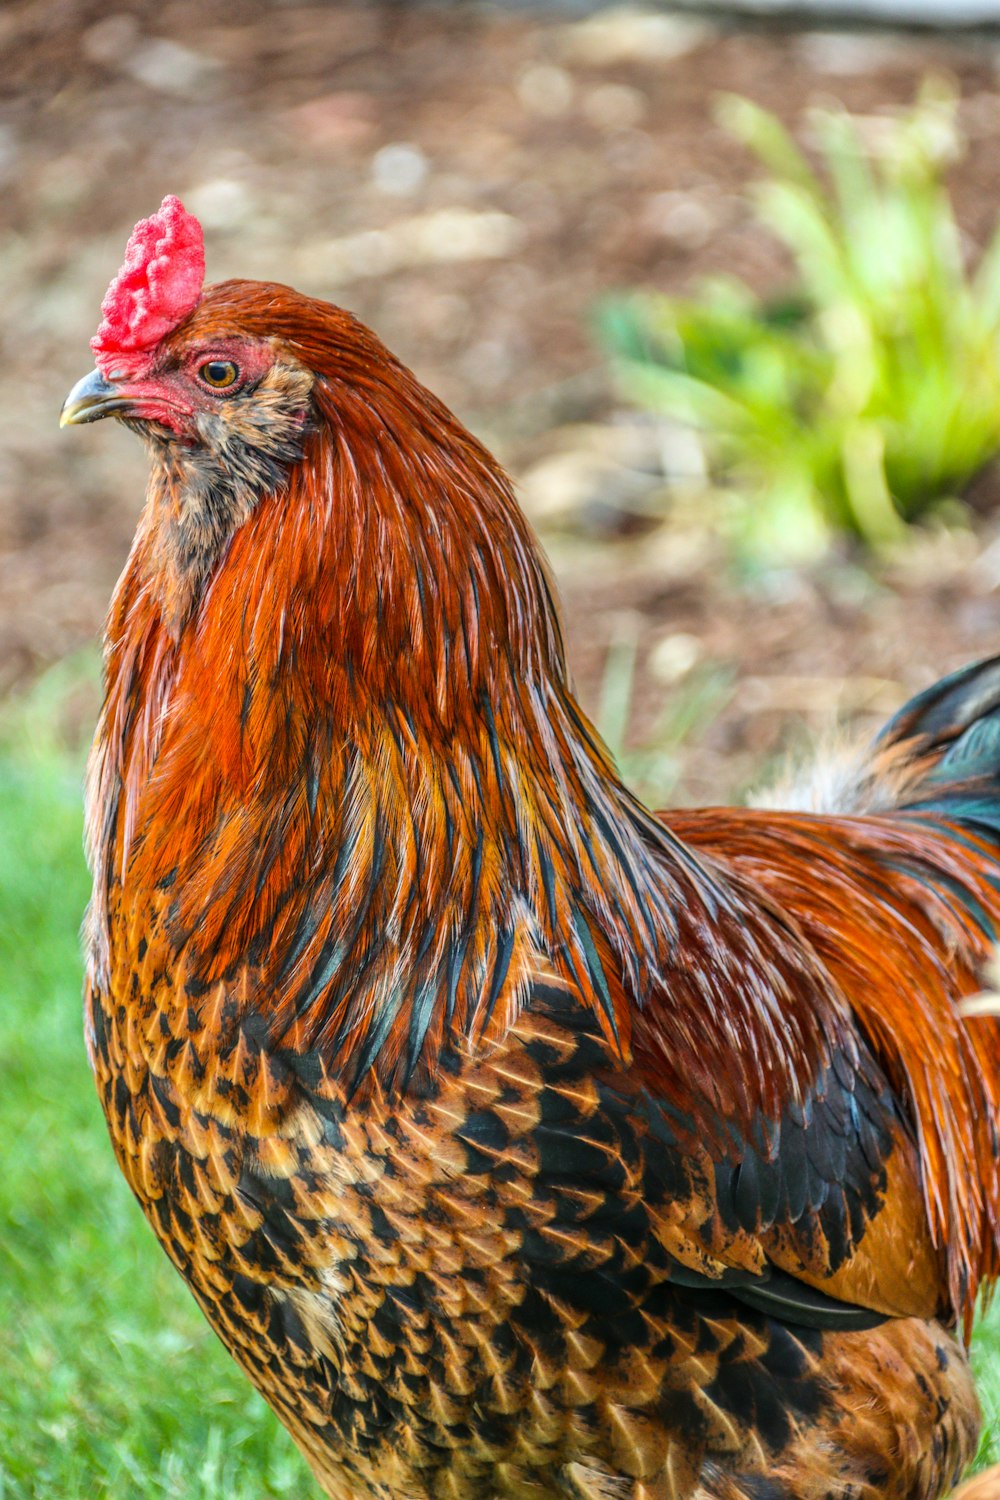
5 0 1000 799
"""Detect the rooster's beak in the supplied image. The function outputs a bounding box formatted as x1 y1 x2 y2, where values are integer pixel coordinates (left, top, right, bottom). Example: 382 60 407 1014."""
60 369 134 427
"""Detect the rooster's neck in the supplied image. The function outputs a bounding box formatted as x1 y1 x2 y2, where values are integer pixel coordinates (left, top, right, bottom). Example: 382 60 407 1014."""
88 415 700 1087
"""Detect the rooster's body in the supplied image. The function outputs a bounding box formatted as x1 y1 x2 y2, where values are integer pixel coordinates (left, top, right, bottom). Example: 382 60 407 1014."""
64 200 1000 1500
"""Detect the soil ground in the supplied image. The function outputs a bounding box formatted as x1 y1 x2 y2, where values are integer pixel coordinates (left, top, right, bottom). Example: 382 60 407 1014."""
6 0 1000 799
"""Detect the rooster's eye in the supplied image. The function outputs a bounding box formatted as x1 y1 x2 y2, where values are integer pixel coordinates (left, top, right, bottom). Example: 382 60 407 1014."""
199 360 240 390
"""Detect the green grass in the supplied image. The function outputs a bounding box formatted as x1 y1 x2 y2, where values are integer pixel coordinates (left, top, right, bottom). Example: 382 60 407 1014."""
0 698 998 1494
975 1302 1000 1470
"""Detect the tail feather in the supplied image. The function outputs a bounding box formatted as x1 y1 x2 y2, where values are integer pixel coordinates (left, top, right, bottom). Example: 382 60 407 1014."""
756 655 1000 836
879 657 1000 747
875 656 1000 839
749 654 1000 1320
871 658 1000 1316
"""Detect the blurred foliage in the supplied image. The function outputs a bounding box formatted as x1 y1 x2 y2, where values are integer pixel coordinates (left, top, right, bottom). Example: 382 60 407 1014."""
602 82 1000 561
596 614 733 808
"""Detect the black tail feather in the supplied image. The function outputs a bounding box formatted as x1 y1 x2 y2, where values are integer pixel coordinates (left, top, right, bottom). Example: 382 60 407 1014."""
877 656 1000 845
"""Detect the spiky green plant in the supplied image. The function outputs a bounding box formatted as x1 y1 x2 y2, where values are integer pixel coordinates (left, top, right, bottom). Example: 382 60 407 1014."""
603 83 1000 559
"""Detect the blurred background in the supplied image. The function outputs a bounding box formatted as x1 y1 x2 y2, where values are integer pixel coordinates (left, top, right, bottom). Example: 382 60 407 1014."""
11 0 1000 800
6 0 1000 1494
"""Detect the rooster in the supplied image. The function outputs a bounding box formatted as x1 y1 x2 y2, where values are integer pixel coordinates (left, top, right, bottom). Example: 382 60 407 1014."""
62 196 1000 1500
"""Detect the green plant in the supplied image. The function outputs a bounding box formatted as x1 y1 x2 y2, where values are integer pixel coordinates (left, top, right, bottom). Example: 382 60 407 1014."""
596 615 734 808
603 82 1000 559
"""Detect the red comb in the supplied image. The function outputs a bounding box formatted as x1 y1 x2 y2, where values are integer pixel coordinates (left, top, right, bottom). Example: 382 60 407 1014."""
91 195 205 374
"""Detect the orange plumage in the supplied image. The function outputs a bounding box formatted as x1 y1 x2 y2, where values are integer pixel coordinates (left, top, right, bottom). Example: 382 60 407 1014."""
63 207 1000 1500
